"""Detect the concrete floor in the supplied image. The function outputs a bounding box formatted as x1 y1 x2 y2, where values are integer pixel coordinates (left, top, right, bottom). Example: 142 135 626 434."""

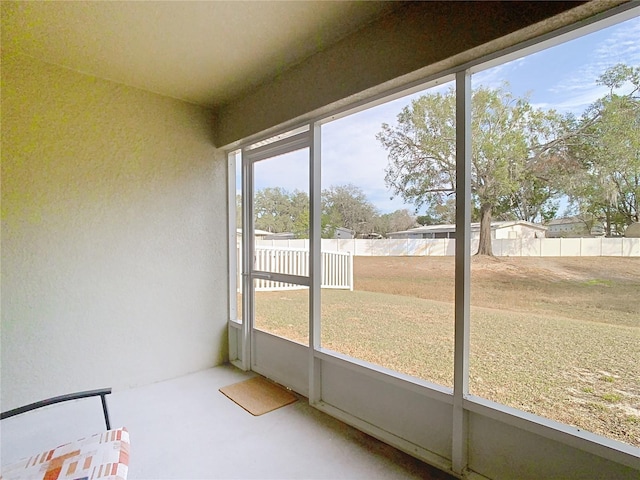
2 364 455 479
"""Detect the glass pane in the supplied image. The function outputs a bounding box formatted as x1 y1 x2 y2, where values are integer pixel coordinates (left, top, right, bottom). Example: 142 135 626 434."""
254 280 309 345
320 80 456 389
469 17 640 447
235 151 243 323
253 148 310 273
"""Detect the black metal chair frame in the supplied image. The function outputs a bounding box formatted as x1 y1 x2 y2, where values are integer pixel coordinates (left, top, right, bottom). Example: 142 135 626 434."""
1 388 112 430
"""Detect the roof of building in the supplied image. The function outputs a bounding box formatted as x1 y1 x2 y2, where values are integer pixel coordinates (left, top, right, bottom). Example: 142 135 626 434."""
236 228 272 236
546 216 597 226
389 220 547 236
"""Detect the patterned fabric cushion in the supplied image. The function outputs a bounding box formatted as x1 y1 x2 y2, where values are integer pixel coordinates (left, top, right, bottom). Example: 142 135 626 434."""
1 428 129 480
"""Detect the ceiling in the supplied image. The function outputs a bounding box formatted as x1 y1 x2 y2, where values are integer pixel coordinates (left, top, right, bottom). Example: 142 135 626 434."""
0 1 401 108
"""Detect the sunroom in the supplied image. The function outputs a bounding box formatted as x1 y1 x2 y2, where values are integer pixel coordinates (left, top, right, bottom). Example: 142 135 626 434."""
2 2 639 479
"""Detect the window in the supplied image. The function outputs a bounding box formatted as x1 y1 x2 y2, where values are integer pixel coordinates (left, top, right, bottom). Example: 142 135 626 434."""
228 7 639 472
249 138 311 345
320 79 457 388
469 15 640 447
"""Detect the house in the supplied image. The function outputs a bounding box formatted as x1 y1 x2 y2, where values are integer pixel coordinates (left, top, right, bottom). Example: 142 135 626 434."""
334 226 355 240
389 224 458 239
546 216 605 238
236 228 271 240
626 222 640 238
2 2 638 479
323 226 355 239
263 232 296 240
389 221 547 240
357 232 384 239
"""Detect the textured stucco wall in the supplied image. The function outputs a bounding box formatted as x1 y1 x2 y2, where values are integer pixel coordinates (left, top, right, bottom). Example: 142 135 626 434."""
1 53 228 409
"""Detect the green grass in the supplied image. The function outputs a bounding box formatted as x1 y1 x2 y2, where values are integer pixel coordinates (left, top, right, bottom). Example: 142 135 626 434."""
255 288 640 447
601 393 623 403
584 279 614 286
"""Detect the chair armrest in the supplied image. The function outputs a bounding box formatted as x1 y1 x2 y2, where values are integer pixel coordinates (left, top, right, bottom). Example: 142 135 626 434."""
1 388 112 430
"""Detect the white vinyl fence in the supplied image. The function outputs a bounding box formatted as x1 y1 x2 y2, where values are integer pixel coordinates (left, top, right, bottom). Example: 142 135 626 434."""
238 246 353 292
256 237 640 257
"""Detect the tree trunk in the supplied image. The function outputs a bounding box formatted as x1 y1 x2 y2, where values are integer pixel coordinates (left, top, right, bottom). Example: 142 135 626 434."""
476 203 493 255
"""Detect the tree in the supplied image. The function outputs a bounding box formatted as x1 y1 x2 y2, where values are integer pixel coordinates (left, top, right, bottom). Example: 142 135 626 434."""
567 64 640 235
493 175 560 224
373 209 416 236
252 184 381 239
322 184 378 236
377 84 572 254
253 187 309 236
416 197 458 225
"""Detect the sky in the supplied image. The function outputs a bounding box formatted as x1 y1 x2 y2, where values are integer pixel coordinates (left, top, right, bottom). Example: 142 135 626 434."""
246 12 639 216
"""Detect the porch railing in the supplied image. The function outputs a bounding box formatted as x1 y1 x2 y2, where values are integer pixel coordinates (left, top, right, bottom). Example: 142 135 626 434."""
237 246 353 292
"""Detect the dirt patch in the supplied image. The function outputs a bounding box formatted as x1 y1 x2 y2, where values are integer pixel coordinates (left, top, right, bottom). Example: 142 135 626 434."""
355 256 640 327
471 256 639 281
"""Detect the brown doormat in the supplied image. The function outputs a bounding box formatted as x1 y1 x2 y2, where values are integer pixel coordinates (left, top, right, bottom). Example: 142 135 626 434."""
219 376 297 416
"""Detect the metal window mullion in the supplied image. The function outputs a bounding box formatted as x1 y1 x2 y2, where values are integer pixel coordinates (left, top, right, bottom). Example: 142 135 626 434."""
309 122 322 404
228 152 238 323
252 271 310 287
452 69 471 475
241 148 254 372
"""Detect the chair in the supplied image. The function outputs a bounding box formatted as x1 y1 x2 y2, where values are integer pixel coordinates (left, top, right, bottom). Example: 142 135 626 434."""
1 389 129 480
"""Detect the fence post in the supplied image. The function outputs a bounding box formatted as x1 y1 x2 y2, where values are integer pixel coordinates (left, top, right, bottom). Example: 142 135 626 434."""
348 251 354 291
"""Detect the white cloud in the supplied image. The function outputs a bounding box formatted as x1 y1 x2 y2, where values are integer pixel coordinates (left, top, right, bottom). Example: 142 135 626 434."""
532 85 610 114
547 17 639 110
472 57 528 91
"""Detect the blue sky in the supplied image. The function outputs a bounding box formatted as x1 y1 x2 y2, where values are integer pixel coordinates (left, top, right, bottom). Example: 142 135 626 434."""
249 13 639 215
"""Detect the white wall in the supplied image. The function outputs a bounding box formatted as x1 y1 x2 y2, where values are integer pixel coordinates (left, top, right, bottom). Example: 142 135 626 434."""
256 238 640 257
1 53 228 409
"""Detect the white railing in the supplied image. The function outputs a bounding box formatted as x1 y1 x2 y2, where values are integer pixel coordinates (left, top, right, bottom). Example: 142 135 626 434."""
238 246 353 291
321 249 353 291
255 237 640 257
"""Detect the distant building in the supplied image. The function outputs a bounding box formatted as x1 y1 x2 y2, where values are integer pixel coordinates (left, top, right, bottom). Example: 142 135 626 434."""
545 217 604 238
334 227 355 239
236 228 271 239
357 232 383 239
624 222 640 238
388 221 546 240
264 232 296 240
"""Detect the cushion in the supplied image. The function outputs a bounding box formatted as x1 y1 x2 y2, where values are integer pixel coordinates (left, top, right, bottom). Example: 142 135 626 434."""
1 428 129 480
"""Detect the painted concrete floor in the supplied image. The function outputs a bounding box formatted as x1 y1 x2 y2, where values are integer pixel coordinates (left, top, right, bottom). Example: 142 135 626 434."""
1 364 455 479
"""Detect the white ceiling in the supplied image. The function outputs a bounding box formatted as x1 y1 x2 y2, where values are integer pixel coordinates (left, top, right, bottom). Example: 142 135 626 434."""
1 1 400 108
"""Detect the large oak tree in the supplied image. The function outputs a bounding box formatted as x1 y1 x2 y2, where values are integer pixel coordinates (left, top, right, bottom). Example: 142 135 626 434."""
377 84 573 255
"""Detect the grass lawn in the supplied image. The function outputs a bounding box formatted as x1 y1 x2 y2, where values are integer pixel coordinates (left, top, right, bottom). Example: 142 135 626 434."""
253 256 640 447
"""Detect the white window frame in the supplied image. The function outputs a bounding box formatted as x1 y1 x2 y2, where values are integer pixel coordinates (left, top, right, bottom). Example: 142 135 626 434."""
227 4 640 473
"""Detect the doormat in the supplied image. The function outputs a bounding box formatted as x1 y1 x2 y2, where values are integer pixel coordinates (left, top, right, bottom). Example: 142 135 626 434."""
219 376 297 416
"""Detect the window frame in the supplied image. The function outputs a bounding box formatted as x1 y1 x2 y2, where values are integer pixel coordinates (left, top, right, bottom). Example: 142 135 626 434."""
226 5 640 473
